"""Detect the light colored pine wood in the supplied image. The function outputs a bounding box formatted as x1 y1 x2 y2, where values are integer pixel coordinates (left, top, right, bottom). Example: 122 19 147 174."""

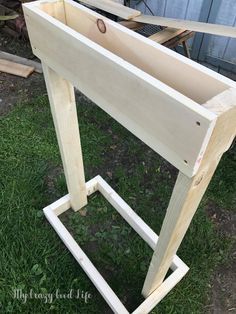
23 1 233 177
55 0 236 37
0 51 42 73
164 30 194 49
133 15 236 38
78 0 141 19
63 0 236 102
24 2 236 312
149 28 185 44
44 175 189 313
42 63 87 211
0 58 34 77
142 87 236 297
75 0 236 38
39 1 66 23
133 269 187 314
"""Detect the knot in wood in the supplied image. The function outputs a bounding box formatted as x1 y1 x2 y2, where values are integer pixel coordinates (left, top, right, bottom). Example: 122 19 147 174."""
97 19 106 33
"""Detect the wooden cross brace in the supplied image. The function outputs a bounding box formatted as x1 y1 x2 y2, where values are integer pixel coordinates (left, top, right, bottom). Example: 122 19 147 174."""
23 1 236 313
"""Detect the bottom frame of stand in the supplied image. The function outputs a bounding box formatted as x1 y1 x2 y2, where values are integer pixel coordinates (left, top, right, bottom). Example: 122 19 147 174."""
43 175 189 314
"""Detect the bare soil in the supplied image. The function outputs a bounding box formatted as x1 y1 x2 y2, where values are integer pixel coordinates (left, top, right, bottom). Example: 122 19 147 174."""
205 204 236 314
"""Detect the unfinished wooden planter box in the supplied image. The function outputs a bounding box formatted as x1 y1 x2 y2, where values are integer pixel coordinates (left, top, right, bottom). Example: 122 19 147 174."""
23 1 236 313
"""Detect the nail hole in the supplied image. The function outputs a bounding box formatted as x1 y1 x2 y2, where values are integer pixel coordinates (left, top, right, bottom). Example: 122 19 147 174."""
196 121 201 126
97 19 106 33
184 160 188 164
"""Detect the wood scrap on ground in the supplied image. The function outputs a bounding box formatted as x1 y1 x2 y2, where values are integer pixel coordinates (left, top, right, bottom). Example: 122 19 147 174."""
0 58 34 77
0 51 42 73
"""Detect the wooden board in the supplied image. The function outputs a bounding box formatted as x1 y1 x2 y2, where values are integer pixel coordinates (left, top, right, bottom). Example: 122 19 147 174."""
0 58 34 77
133 15 236 38
78 0 141 19
61 0 236 104
74 0 236 38
42 63 87 211
0 51 42 73
22 0 227 177
142 87 236 297
118 20 144 31
149 28 185 44
164 31 194 48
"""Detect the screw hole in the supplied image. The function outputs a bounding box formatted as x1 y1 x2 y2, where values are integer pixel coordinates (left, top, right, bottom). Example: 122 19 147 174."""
196 121 201 126
184 160 188 164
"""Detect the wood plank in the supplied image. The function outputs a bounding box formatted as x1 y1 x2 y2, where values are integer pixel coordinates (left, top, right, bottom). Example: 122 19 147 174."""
142 87 236 297
41 0 236 103
44 175 188 313
58 0 236 37
0 51 42 73
149 28 185 44
23 1 221 177
118 20 144 31
78 0 141 19
133 15 236 38
164 30 194 49
42 63 87 211
0 58 34 77
133 269 187 314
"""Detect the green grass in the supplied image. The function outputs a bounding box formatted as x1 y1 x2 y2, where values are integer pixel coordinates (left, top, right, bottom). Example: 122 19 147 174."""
0 96 235 313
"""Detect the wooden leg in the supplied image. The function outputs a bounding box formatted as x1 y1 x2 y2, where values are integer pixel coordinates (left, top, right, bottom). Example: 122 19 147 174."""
42 63 87 211
182 41 191 58
142 165 218 297
142 88 236 297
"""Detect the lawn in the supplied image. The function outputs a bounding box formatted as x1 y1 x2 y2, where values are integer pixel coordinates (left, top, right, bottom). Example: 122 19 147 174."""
0 94 235 313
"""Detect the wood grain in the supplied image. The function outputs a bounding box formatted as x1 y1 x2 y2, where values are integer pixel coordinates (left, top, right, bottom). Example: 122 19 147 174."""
0 58 34 77
142 88 236 297
42 64 88 211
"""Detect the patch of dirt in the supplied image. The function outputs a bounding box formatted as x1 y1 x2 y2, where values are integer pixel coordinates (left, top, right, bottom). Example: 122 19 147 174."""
205 203 236 314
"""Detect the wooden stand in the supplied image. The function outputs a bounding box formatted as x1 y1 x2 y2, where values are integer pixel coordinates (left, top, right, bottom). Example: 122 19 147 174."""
23 1 236 313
